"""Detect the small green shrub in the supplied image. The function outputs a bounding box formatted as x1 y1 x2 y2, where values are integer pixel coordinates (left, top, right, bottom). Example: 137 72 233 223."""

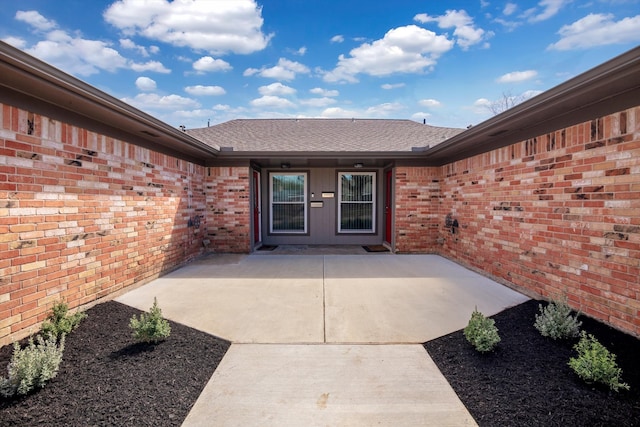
129 297 171 343
534 299 581 340
0 334 65 397
41 300 87 340
569 331 629 392
464 308 501 353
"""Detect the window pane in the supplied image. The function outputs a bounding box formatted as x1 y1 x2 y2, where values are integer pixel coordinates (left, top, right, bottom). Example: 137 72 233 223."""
270 173 306 233
272 204 305 231
339 172 375 232
340 203 373 230
272 174 305 203
341 174 373 202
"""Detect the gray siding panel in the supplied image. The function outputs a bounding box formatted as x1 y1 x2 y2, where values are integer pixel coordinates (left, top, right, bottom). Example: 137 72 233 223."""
262 167 385 245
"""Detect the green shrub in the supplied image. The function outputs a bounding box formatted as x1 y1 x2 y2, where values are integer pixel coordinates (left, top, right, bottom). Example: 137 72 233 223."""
0 334 65 397
129 297 171 343
569 331 629 392
534 299 581 340
41 300 87 340
464 308 501 353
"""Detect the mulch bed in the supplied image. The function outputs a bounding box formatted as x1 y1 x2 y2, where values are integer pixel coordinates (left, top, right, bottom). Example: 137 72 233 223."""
424 299 640 427
0 301 230 427
2 299 640 426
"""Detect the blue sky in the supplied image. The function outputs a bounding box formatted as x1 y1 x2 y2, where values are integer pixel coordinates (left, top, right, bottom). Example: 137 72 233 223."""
1 0 639 130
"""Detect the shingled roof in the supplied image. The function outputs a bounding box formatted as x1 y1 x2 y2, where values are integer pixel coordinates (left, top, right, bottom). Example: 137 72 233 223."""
186 119 464 152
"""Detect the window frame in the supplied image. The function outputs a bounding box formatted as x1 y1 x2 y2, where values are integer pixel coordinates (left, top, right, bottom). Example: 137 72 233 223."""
269 171 308 234
337 171 376 234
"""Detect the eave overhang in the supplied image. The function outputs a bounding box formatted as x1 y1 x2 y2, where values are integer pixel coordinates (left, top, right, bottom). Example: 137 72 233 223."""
422 46 640 166
0 41 219 165
1 41 638 168
207 149 430 168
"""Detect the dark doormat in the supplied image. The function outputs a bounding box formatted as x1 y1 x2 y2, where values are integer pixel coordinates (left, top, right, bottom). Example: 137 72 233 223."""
257 245 278 251
362 245 389 252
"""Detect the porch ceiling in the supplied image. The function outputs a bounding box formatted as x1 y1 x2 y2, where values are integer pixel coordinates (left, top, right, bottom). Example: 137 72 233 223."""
212 150 428 168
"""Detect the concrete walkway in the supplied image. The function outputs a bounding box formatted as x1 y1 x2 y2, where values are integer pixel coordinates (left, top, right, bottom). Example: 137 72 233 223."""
116 253 528 426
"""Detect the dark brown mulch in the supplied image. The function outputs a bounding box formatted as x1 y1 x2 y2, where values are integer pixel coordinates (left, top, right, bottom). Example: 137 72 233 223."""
424 299 640 427
0 301 230 427
2 299 640 426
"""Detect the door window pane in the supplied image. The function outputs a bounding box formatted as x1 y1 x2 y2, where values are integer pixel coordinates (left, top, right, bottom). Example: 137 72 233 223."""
339 172 375 233
270 173 307 233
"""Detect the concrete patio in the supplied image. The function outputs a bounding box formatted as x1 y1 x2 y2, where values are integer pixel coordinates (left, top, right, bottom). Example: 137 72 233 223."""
116 251 529 426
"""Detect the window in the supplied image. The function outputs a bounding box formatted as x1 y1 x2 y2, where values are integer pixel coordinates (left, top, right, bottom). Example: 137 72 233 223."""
338 172 375 233
270 173 307 233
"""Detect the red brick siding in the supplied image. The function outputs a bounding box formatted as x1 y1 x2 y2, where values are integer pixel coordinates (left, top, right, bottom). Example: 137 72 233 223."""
394 166 442 253
0 103 206 346
205 167 251 253
431 106 639 337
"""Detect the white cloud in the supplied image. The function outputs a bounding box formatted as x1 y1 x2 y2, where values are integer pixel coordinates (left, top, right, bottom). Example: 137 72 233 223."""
419 99 442 108
135 76 157 91
323 25 453 83
1 36 27 49
525 0 568 23
471 98 492 114
15 10 57 31
174 109 214 119
130 60 171 73
122 93 200 110
493 17 521 31
470 90 542 115
321 107 359 118
320 103 405 119
119 38 159 57
548 13 640 50
503 3 518 16
244 58 310 81
411 112 433 122
415 10 489 50
193 56 232 73
300 97 337 107
496 70 538 83
13 10 170 76
25 33 129 76
250 95 296 109
331 35 345 43
522 89 543 99
243 68 260 77
381 83 406 90
185 85 226 96
310 87 339 97
365 102 405 116
258 82 296 96
104 0 272 55
295 46 307 56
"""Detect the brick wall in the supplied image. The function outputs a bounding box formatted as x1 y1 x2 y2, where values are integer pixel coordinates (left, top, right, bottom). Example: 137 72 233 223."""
0 103 206 346
394 166 442 253
205 166 251 253
432 106 640 336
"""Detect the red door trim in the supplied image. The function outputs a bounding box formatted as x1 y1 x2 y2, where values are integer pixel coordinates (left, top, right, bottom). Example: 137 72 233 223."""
385 170 392 244
252 170 261 244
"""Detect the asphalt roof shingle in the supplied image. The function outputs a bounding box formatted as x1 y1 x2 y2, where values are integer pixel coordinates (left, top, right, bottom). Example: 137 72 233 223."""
186 119 464 152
